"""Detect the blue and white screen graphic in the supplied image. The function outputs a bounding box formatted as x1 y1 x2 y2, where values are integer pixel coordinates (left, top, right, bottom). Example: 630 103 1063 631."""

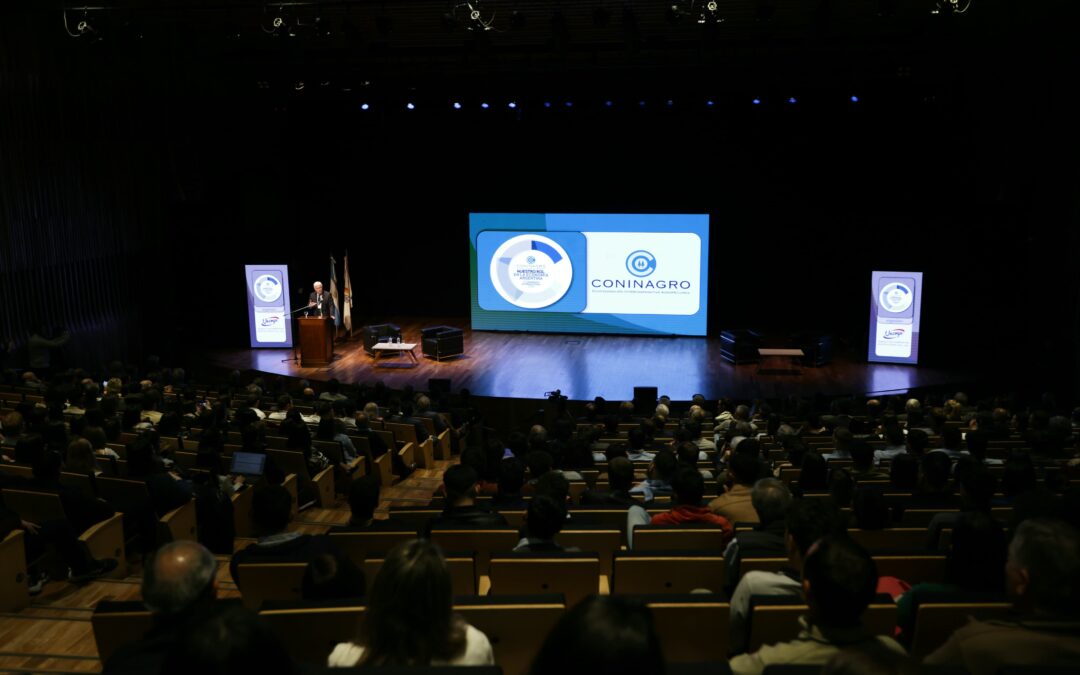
471 214 709 335
867 270 923 365
245 264 294 348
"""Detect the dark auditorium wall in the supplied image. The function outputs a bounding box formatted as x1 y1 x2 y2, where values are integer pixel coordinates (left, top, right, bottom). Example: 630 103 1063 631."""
2 4 1077 395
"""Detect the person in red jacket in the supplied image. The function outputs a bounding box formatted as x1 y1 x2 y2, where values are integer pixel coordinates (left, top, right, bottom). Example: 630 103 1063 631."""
628 465 733 548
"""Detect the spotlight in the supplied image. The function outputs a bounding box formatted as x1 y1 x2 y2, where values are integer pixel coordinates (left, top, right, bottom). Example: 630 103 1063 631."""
605 100 613 107
481 102 489 109
543 101 552 108
669 1 726 24
406 102 415 110
788 96 797 104
449 1 494 31
666 99 674 107
752 98 762 105
931 0 972 14
706 100 715 106
564 101 573 107
361 103 370 110
453 101 462 109
508 102 517 109
850 95 859 103
63 10 98 38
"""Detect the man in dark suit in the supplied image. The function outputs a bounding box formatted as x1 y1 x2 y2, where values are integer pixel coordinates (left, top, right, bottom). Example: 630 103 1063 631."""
307 281 336 320
425 465 507 536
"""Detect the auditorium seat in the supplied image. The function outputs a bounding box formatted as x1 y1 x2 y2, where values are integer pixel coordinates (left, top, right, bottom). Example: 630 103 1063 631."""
746 594 896 653
268 449 335 508
908 592 1013 658
91 600 155 663
634 594 731 662
632 525 729 552
1 488 127 579
236 562 307 609
0 530 29 612
453 595 565 675
429 528 520 581
421 325 465 361
488 553 601 606
556 527 621 576
329 530 419 564
612 552 726 594
364 551 476 595
849 528 934 551
260 598 366 664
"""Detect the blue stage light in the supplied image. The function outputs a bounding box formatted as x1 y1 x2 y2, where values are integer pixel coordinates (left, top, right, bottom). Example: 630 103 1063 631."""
360 103 369 110
406 102 415 110
453 102 462 109
508 102 517 109
788 97 797 104
481 102 489 109
752 98 761 105
851 95 859 103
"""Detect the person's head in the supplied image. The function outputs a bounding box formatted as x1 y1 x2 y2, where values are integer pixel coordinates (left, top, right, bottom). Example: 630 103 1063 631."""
347 475 380 524
674 441 700 467
363 539 466 665
882 424 905 448
734 404 751 421
670 466 705 507
498 457 526 495
143 540 218 615
944 511 1006 592
920 452 952 493
442 464 478 506
535 470 570 505
2 411 24 436
31 449 63 483
313 281 323 294
850 441 875 471
905 428 929 456
526 450 554 480
651 450 678 483
627 427 647 451
608 456 634 492
1001 455 1038 499
958 465 997 512
803 535 878 628
529 595 665 675
729 452 760 487
1006 518 1080 616
798 452 829 491
526 494 567 540
888 454 919 490
751 478 793 527
302 554 365 601
833 427 854 454
162 604 294 675
942 428 962 451
251 484 293 537
64 438 98 474
853 488 891 530
785 497 846 564
828 468 855 508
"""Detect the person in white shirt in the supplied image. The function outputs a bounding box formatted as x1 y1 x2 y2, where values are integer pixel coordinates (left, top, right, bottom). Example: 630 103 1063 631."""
873 424 908 465
328 539 494 667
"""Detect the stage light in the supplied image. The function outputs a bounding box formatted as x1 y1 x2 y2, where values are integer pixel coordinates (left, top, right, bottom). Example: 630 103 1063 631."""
752 98 761 105
605 100 613 107
453 101 462 109
508 102 517 109
481 102 489 109
565 101 573 107
669 0 726 24
666 99 674 107
639 100 646 107
448 1 494 31
63 10 98 38
850 95 859 103
294 81 305 91
932 0 971 14
788 96 797 104
543 101 552 108
361 103 370 110
706 100 715 106
406 102 415 110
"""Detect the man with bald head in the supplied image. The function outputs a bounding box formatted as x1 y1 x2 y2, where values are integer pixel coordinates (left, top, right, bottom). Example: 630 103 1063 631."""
103 540 218 675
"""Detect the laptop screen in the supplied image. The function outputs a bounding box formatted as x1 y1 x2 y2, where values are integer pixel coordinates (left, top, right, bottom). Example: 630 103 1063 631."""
230 451 267 476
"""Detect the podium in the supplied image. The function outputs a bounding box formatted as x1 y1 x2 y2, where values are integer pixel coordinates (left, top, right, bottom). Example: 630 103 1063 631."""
297 317 334 367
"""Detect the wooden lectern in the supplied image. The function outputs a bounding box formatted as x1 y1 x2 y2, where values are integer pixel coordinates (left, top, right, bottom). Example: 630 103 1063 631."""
297 317 334 367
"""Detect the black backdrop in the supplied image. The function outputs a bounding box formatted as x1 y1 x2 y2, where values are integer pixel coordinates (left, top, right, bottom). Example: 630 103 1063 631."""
2 3 1077 396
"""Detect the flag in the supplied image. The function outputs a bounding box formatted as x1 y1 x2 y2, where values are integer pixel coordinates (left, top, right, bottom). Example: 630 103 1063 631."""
329 255 342 328
343 250 354 334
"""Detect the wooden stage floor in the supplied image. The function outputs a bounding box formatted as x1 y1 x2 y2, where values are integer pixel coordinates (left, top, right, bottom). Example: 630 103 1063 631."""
209 317 970 401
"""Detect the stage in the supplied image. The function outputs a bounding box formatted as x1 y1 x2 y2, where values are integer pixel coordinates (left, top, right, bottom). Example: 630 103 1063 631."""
209 317 972 401
208 315 972 399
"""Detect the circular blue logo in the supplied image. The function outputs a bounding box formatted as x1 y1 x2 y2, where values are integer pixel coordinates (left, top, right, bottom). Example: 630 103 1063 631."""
626 250 657 277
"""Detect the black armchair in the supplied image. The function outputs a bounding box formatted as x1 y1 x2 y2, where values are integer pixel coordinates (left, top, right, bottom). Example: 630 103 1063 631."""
363 323 402 356
421 326 464 361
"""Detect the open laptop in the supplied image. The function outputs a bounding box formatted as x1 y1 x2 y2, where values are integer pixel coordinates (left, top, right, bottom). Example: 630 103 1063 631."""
230 451 267 479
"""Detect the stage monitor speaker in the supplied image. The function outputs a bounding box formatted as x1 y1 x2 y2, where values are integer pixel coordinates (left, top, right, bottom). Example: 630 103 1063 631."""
633 387 658 416
428 378 452 395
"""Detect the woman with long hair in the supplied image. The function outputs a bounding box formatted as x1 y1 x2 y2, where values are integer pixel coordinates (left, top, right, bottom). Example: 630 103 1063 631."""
327 539 493 667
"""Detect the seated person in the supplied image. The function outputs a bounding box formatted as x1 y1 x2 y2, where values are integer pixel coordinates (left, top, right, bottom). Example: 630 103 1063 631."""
629 449 678 502
330 475 402 532
729 498 847 653
425 464 507 536
850 440 889 481
709 452 761 524
925 518 1080 674
513 495 578 552
580 456 637 507
628 465 732 548
723 478 792 596
873 423 908 465
489 457 527 510
728 536 906 675
302 553 365 601
230 484 342 587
